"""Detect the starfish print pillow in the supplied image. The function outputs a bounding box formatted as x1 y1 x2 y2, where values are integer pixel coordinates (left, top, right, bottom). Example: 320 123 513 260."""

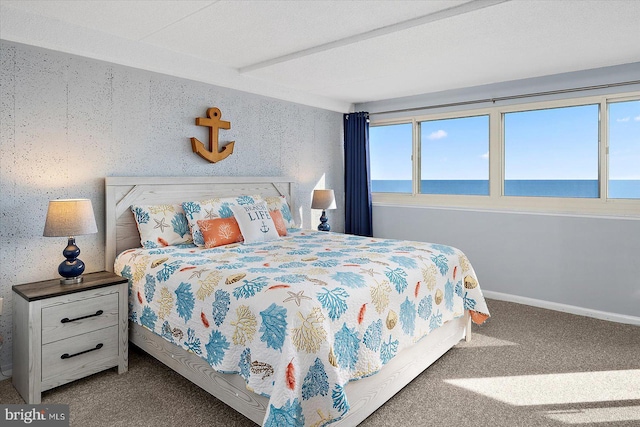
130 204 193 248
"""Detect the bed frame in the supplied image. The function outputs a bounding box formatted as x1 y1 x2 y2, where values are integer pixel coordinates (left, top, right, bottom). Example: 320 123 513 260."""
105 176 471 426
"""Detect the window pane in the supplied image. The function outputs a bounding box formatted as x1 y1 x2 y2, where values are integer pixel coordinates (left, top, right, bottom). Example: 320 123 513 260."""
370 123 413 193
420 115 489 195
504 105 599 198
608 100 640 199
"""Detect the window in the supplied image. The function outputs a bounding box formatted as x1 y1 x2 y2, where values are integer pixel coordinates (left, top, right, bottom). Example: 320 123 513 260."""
504 105 599 198
608 100 640 199
370 123 412 193
369 91 640 217
420 115 489 195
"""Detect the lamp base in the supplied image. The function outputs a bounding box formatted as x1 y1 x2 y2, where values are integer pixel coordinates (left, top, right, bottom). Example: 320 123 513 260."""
317 210 331 232
60 276 83 285
58 237 86 285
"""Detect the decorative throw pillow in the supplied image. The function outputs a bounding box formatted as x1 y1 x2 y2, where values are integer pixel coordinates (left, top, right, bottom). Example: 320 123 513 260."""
270 209 287 236
130 204 192 248
264 195 296 229
231 201 280 243
182 195 262 247
197 218 243 248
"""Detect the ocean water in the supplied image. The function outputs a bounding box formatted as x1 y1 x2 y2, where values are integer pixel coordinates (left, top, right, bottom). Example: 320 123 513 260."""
371 180 640 199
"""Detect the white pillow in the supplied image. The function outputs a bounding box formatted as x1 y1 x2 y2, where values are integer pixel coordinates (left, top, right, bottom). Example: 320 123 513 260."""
231 201 280 243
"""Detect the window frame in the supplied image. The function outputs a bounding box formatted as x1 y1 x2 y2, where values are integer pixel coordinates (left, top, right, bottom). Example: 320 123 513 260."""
369 121 414 194
370 91 640 217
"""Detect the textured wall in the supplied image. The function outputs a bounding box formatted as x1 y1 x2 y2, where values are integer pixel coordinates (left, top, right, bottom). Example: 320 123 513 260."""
0 40 344 373
373 205 640 320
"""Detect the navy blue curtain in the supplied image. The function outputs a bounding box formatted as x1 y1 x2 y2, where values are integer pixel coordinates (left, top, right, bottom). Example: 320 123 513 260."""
343 112 372 237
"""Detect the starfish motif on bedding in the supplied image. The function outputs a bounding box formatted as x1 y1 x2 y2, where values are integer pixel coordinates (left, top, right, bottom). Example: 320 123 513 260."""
360 268 379 277
154 217 169 232
204 208 216 219
283 290 312 306
189 268 209 279
128 251 142 262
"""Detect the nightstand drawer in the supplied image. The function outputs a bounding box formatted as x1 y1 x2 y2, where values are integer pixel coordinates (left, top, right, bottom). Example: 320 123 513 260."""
42 293 119 344
41 325 119 386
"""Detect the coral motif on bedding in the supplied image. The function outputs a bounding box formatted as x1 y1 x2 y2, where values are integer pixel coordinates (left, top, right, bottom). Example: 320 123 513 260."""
197 217 243 248
264 195 297 229
182 195 262 246
130 204 192 248
116 230 489 427
270 210 288 236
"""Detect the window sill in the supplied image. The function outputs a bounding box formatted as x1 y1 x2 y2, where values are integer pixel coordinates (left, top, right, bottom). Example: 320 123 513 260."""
372 193 640 220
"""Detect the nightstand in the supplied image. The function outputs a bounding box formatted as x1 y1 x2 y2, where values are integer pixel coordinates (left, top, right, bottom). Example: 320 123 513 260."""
12 271 128 404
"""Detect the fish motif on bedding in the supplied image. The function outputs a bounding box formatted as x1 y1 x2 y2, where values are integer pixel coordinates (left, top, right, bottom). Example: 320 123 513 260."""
116 230 489 427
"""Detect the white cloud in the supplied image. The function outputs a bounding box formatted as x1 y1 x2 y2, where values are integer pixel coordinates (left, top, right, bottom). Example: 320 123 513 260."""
480 152 489 160
617 117 630 122
427 130 447 140
634 115 640 121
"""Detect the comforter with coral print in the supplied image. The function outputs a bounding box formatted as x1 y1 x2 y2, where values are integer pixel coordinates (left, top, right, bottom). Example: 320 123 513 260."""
115 229 489 427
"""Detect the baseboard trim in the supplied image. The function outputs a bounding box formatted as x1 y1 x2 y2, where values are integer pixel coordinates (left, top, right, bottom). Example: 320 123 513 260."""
483 290 640 326
0 363 12 380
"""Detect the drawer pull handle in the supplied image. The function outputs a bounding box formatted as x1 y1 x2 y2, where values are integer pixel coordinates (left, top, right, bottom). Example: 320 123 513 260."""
61 343 103 359
61 310 104 323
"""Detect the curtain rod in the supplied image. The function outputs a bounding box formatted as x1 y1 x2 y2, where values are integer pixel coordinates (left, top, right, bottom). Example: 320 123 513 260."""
368 79 640 116
344 112 370 122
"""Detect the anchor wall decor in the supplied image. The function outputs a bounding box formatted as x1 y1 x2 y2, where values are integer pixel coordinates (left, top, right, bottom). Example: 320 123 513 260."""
190 107 235 163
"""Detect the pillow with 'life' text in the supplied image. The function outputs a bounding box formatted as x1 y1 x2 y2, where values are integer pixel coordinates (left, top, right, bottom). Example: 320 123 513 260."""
230 201 280 243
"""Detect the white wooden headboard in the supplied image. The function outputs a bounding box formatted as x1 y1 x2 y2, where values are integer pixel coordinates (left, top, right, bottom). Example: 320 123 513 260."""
105 176 295 272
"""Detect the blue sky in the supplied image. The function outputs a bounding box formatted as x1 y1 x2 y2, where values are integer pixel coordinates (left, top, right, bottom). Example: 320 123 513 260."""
504 105 598 180
370 123 413 180
370 100 639 181
422 115 488 180
610 100 640 180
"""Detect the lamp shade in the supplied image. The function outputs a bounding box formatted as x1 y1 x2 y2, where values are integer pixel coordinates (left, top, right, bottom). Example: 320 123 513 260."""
311 189 336 210
43 199 98 237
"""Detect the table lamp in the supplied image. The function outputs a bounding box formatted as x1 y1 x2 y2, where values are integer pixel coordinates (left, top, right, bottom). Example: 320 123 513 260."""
43 199 98 284
311 189 336 231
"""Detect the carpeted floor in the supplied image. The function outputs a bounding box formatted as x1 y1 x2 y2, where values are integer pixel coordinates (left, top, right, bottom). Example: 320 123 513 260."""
2 299 639 426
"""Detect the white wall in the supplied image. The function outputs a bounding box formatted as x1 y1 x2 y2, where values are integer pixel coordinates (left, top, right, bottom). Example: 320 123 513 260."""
0 40 344 374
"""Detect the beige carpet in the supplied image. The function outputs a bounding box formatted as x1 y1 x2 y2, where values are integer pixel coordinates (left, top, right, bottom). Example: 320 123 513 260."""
2 299 639 426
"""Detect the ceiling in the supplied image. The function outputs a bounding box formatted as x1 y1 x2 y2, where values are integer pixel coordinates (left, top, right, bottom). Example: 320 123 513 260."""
1 0 639 112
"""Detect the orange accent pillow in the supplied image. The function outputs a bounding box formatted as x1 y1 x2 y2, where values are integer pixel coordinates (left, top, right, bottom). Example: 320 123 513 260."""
270 209 288 236
197 217 243 248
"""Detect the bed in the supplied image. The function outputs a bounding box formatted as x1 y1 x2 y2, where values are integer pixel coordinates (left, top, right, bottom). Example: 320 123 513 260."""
105 176 489 427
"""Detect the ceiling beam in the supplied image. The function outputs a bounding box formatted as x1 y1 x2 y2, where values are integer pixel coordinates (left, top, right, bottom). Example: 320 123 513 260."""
239 0 510 74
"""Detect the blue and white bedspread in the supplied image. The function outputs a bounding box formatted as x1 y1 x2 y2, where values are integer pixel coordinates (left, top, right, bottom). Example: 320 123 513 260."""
115 229 489 427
